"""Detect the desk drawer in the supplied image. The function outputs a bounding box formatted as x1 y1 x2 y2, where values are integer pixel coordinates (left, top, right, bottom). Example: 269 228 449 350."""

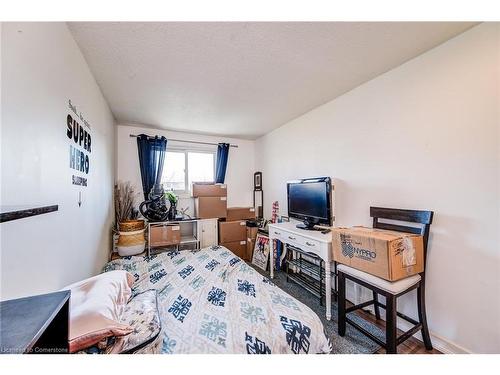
297 237 321 251
271 228 296 242
270 227 292 240
270 229 320 252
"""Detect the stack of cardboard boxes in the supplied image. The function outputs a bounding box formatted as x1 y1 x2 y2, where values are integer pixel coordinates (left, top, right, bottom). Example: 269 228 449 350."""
193 183 228 219
219 207 256 260
193 183 258 260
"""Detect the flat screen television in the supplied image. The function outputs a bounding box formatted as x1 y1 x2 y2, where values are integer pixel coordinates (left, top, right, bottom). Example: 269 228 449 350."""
287 177 332 230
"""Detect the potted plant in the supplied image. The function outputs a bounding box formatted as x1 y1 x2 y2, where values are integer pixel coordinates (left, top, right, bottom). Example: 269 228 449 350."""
165 191 178 220
114 181 140 230
114 182 145 256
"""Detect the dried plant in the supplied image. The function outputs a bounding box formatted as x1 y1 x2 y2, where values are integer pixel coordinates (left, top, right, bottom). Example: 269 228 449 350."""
114 181 139 230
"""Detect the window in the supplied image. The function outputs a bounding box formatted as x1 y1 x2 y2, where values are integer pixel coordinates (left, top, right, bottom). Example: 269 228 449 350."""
187 152 215 188
161 149 215 194
162 151 186 191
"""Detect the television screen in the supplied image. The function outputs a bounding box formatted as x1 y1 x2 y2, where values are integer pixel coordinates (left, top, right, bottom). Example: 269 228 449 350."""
288 181 328 219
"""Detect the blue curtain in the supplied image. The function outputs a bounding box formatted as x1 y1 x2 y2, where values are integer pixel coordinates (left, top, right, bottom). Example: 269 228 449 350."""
215 143 230 183
136 134 168 199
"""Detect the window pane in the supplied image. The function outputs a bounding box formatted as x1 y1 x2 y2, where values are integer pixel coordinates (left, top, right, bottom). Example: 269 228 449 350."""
188 152 214 189
162 151 185 191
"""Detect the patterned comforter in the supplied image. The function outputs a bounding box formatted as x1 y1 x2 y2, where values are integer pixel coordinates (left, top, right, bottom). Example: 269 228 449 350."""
103 245 331 354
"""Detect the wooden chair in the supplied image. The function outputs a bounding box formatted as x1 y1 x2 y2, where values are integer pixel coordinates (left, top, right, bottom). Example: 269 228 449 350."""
337 207 434 354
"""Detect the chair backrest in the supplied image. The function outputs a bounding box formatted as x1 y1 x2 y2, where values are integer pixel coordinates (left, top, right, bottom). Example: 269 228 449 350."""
370 207 434 266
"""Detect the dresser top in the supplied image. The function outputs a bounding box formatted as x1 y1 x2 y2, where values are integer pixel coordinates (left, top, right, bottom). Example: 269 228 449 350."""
0 290 70 353
268 221 333 243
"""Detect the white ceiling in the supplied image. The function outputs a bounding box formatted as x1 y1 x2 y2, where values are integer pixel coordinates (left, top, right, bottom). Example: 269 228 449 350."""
68 22 476 139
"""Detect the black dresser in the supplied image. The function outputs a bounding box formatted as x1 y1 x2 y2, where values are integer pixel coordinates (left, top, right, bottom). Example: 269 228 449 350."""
0 290 70 354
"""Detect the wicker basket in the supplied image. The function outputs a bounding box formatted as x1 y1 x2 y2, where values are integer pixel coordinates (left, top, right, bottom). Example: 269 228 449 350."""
117 243 146 257
119 220 145 232
117 229 146 247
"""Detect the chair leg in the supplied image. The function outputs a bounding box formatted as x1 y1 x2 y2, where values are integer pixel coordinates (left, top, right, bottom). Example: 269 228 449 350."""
372 291 381 320
337 271 346 337
385 294 397 354
417 281 433 350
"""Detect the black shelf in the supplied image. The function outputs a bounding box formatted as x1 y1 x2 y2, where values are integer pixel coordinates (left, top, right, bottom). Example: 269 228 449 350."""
287 272 322 298
0 205 58 223
286 257 335 280
287 258 322 281
284 244 338 305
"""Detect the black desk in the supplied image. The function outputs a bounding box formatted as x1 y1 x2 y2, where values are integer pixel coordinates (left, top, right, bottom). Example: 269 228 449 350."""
0 290 70 354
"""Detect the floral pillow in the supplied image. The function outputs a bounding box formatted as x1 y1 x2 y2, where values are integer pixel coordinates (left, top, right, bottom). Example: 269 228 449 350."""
78 289 162 354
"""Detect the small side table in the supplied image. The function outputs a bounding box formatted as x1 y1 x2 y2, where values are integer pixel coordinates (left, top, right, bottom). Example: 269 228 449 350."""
0 290 70 354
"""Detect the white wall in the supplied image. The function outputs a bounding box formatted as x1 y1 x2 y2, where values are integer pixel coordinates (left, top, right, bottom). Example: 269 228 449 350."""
255 23 500 353
116 124 255 216
1 23 115 300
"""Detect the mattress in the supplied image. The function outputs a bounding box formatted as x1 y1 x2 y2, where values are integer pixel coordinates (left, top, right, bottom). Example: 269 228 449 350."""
103 245 331 354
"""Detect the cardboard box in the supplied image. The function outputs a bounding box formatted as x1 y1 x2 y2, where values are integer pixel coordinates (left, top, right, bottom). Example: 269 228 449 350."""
192 183 227 197
219 220 247 243
244 227 259 261
221 240 247 259
246 238 255 262
246 226 259 243
332 226 424 281
149 224 181 247
195 196 227 219
226 207 256 221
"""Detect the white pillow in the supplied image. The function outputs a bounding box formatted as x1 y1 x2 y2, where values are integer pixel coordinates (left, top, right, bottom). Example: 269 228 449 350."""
63 270 135 353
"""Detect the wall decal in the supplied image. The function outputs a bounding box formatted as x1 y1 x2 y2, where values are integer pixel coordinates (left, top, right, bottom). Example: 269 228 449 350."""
67 99 92 189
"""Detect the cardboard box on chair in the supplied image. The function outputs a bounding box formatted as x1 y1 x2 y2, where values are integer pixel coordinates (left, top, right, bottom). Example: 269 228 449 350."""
332 226 424 281
195 196 227 219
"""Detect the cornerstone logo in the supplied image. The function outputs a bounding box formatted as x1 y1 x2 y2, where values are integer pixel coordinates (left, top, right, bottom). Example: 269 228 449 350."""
340 234 377 262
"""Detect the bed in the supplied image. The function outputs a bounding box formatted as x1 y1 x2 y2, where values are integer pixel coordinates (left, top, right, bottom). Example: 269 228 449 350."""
103 245 331 354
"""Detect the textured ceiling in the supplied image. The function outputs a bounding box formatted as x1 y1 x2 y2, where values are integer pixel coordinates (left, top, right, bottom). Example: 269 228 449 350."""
68 22 476 139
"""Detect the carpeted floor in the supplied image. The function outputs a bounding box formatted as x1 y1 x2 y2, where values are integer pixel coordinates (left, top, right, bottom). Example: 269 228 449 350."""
251 265 384 354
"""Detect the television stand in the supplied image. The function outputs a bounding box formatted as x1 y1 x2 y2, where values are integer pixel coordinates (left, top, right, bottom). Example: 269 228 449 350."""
268 221 336 320
296 218 320 230
296 222 316 230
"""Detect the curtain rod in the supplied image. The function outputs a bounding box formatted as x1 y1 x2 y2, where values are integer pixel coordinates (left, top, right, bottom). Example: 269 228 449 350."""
129 134 238 148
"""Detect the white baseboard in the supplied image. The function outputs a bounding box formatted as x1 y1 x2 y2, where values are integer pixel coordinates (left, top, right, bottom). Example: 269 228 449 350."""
345 288 472 354
397 319 472 354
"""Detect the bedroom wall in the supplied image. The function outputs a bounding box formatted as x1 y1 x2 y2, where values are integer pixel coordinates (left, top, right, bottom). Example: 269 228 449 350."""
1 23 115 300
255 23 500 353
115 124 255 216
